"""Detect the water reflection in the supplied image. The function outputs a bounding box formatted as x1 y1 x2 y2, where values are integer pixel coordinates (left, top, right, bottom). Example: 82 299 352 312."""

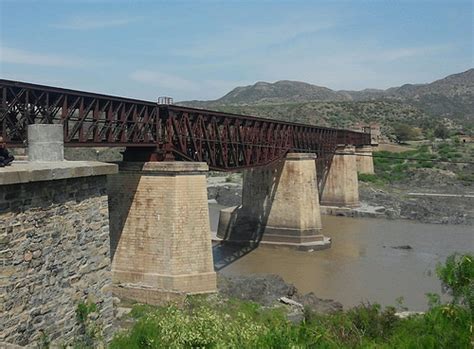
209 203 473 310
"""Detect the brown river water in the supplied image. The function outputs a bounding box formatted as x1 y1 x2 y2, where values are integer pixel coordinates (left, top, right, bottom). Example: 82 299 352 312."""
209 203 473 311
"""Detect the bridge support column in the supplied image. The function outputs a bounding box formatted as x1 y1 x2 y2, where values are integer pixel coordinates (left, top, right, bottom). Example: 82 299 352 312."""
356 145 375 174
321 145 359 207
217 153 330 250
108 162 216 304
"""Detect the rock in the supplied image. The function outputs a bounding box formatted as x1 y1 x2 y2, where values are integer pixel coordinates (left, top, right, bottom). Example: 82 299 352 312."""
279 296 303 308
391 245 413 250
218 274 342 315
23 251 33 262
116 307 132 319
207 180 243 207
295 292 343 314
217 274 296 306
285 306 305 324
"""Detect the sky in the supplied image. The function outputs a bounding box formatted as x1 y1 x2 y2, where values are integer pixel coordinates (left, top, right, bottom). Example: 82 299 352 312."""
0 0 472 101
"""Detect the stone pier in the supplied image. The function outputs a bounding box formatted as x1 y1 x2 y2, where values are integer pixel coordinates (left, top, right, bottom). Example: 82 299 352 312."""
217 153 330 250
356 145 375 174
107 161 216 304
321 145 359 208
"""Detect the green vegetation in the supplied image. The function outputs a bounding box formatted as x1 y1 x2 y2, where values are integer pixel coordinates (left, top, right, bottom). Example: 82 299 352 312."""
392 123 421 143
211 100 430 133
72 300 104 348
358 141 474 185
434 124 450 139
110 253 473 348
180 70 474 135
436 253 474 312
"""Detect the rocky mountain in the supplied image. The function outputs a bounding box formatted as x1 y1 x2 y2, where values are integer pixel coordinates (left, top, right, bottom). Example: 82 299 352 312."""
180 69 474 126
214 80 350 104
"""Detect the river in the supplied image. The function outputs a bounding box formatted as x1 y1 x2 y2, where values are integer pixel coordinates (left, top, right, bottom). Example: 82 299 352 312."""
209 203 473 311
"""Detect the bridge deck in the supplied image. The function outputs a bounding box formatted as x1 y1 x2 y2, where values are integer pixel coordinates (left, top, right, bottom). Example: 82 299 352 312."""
0 79 370 173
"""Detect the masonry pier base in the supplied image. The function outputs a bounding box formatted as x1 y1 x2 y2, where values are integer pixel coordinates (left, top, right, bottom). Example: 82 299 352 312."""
217 153 330 251
356 145 375 174
108 162 217 304
321 145 360 208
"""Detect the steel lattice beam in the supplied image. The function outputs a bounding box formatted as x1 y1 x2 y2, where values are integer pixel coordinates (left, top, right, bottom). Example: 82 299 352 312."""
0 79 371 181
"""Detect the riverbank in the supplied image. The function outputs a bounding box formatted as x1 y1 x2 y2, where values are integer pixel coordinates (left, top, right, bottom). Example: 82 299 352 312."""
107 253 472 348
207 166 473 225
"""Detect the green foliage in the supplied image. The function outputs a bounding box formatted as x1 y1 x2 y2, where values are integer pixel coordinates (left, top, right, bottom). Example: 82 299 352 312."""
76 301 97 323
436 253 474 313
73 301 103 349
386 304 472 348
111 252 474 348
361 141 473 184
457 173 474 182
37 330 50 349
434 123 450 139
392 123 420 143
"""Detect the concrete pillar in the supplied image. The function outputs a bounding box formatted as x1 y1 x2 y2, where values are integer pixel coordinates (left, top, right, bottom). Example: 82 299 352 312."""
107 162 216 303
321 145 359 208
27 124 64 161
217 153 330 250
356 145 375 174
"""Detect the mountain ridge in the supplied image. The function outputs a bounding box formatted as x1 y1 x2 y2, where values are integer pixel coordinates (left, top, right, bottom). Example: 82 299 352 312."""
179 69 474 123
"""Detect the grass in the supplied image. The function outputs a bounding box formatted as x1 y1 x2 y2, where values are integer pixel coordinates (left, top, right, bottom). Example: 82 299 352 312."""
358 141 473 185
109 253 474 349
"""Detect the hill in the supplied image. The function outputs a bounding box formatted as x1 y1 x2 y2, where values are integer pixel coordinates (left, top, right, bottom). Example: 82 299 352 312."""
179 69 474 132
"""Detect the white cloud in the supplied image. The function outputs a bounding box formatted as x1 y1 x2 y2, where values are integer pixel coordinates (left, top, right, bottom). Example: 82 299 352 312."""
53 15 141 30
0 45 88 67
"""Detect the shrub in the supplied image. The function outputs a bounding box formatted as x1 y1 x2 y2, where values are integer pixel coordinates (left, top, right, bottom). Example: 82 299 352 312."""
111 254 473 348
436 253 474 313
73 301 103 348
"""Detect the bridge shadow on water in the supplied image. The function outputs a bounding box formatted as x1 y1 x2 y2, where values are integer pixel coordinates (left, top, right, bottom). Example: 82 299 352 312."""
212 242 258 271
212 161 284 271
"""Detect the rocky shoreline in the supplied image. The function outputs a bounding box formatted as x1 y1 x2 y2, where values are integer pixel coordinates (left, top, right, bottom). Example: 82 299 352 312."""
207 169 473 226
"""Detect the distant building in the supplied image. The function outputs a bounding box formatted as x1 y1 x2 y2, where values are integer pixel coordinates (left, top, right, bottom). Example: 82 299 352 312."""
352 122 382 145
454 132 473 143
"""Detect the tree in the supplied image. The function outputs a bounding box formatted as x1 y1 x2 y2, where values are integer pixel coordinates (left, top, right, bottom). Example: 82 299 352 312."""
392 123 419 143
434 124 450 139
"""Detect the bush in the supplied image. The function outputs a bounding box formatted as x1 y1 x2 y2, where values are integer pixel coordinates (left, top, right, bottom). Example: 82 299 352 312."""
111 254 473 348
434 124 450 139
392 124 420 143
436 253 474 313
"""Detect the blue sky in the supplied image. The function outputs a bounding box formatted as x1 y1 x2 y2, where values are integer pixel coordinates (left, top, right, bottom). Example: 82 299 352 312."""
0 0 472 101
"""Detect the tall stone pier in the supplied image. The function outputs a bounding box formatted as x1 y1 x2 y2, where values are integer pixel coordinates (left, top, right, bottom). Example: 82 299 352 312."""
356 145 375 174
108 161 216 304
321 145 359 208
217 153 330 250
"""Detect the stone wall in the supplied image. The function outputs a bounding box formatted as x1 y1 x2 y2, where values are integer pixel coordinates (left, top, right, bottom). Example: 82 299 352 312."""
0 174 114 347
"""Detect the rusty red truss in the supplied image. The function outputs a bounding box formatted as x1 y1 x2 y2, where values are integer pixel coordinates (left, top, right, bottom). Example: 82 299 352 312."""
0 79 371 175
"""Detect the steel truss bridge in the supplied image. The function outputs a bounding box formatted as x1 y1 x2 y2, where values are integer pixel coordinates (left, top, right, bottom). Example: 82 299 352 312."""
0 79 370 185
